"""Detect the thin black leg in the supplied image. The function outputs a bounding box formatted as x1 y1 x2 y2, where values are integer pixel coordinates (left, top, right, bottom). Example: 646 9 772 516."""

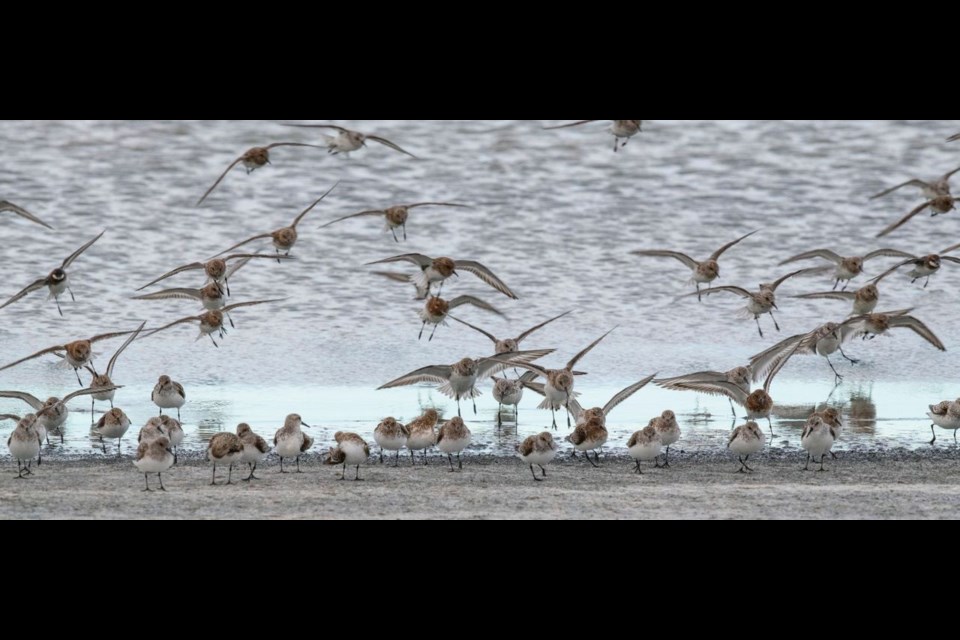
143 473 151 492
211 464 218 486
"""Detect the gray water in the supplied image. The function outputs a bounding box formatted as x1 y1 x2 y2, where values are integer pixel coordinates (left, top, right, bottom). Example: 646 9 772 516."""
1 120 958 459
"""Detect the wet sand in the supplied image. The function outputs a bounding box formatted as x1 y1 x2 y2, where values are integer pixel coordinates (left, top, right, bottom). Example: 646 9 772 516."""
1 449 958 519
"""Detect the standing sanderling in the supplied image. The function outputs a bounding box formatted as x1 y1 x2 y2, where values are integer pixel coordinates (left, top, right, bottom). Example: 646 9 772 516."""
321 201 468 243
93 408 131 455
728 421 766 473
284 123 417 158
449 311 572 355
627 426 662 475
543 120 643 152
373 417 409 466
237 423 270 481
418 295 503 341
651 411 681 468
926 399 960 445
1 200 53 229
366 253 519 299
517 432 558 482
405 409 439 466
207 432 245 486
326 432 370 481
152 375 186 421
779 248 913 291
565 417 608 468
274 414 313 473
0 230 104 316
793 283 880 316
196 142 326 205
437 416 472 472
2 414 42 479
801 415 836 472
160 416 185 464
134 436 175 492
138 417 167 446
0 329 137 387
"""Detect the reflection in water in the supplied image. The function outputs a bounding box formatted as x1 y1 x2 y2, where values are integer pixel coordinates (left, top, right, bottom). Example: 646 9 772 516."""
847 385 877 435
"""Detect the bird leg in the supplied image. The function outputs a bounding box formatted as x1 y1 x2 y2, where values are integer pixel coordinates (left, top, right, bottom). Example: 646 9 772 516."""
826 356 843 385
838 346 860 365
531 464 543 481
769 310 781 332
930 425 937 446
755 316 765 338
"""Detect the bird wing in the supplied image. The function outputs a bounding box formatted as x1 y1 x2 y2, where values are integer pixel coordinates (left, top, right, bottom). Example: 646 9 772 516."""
406 202 470 210
868 258 920 284
888 316 946 351
0 278 48 310
778 249 843 266
602 374 657 417
762 338 802 393
863 249 916 262
939 256 960 266
948 134 960 143
710 230 758 261
515 310 573 344
941 165 960 181
870 179 930 200
378 365 453 389
263 142 327 152
224 253 292 264
140 316 200 339
447 316 498 343
0 344 67 372
0 391 43 410
291 182 339 229
876 201 934 238
455 261 519 299
655 371 729 388
213 233 275 257
769 268 821 292
631 250 699 270
664 380 748 405
225 256 255 280
792 291 857 301
221 299 285 314
132 288 205 303
196 155 246 205
478 349 555 380
90 330 138 345
447 296 505 316
365 253 434 268
61 230 105 269
365 135 417 158
137 263 208 291
693 286 754 300
61 385 122 405
939 242 960 254
105 321 146 377
319 209 385 228
0 200 53 229
566 328 616 370
0 414 24 423
282 124 349 134
748 334 806 383
543 120 596 130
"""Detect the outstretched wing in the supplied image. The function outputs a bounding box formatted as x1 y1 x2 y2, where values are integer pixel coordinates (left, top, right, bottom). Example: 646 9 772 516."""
748 334 807 383
378 365 453 389
0 278 48 310
320 209 385 229
863 248 916 262
661 380 748 405
447 316 498 343
365 135 418 159
948 133 960 143
406 202 470 211
656 371 729 388
778 249 843 266
631 250 699 270
941 165 960 181
282 124 349 134
214 233 275 257
104 321 146 377
768 268 823 292
0 391 43 411
447 296 504 316
455 261 519 299
0 344 67 372
365 253 434 268
868 258 919 284
870 179 930 200
291 182 339 228
603 374 657 417
221 299 285 314
196 155 246 206
62 231 105 269
710 230 758 261
876 201 934 238
132 288 205 303
137 262 208 291
478 350 555 380
793 291 857 301
691 286 754 300
888 316 946 351
566 328 616 371
140 316 200 339
1 200 53 229
543 120 597 130
61 385 122 406
515 310 573 344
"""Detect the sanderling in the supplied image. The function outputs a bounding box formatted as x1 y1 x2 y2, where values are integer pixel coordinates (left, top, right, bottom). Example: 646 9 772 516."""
2 414 41 478
326 432 370 481
650 410 681 468
405 409 439 466
79 322 144 417
93 408 131 455
321 201 469 243
498 329 616 429
1 200 53 229
818 408 843 459
137 254 289 296
160 416 185 464
632 231 757 300
378 349 554 417
553 374 657 428
274 414 313 473
366 253 518 299
196 142 326 205
449 310 572 355
793 284 880 316
418 295 504 341
133 283 229 313
134 436 175 492
138 417 167 446
565 417 608 468
141 299 284 347
216 183 338 261
801 415 836 472
152 375 185 421
927 399 960 445
0 329 138 386
877 197 960 238
656 367 751 417
437 416 472 472
871 165 959 202
627 426 662 475
17 385 120 444
543 120 643 152
284 123 417 158
839 309 945 351
517 432 558 482
779 248 913 291
373 417 409 466
870 248 960 288
207 432 245 486
237 423 270 481
728 421 766 473
750 323 857 386
0 230 104 316
492 371 539 427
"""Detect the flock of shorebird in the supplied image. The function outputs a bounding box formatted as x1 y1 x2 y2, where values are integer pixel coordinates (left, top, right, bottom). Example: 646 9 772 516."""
1 122 959 490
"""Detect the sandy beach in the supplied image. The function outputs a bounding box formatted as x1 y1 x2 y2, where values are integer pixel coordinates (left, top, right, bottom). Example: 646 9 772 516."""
2 449 958 519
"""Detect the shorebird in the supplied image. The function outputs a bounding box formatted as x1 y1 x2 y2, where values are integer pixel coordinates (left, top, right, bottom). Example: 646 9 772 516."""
632 231 757 300
367 253 518 299
274 414 313 473
0 330 137 386
437 416 472 472
0 230 104 316
565 417 608 467
871 165 960 202
326 432 370 481
418 295 504 341
801 415 836 472
949 133 960 142
160 416 184 464
497 329 616 429
93 408 131 455
196 142 326 205
2 386 119 444
138 417 167 446
378 349 553 417
839 309 945 350
793 284 880 316
818 408 843 459
137 254 289 296
284 123 417 158
927 399 960 445
373 271 430 300
321 201 469 243
779 248 913 290
237 424 270 481
627 426 662 475
651 410 682 468
449 311 572 355
535 374 657 429
152 375 185 421
543 120 643 151
215 184 338 261
876 196 960 237
141 299 284 347
728 421 766 473
373 417 409 466
1 200 53 229
132 256 255 312
78 322 144 417
656 367 751 417
207 432 245 485
492 371 539 427
3 414 42 478
406 409 439 466
517 432 558 482
870 245 960 288
134 436 175 492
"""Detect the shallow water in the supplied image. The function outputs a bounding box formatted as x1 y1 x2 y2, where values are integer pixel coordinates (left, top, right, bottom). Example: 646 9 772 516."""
1 120 958 458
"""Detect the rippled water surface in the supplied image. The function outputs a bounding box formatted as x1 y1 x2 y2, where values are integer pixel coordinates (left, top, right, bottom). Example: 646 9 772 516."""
1 120 958 458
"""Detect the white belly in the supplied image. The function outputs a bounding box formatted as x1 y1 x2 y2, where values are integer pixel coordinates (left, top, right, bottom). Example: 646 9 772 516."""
495 387 523 406
448 373 478 398
928 413 960 430
242 443 268 463
134 455 174 474
38 406 68 431
438 434 472 455
331 134 362 152
166 428 184 448
815 335 840 357
610 122 640 138
852 298 877 315
746 407 770 420
407 432 435 451
9 437 40 461
339 441 369 466
92 387 116 402
48 279 69 298
520 449 557 466
97 420 131 440
574 435 607 452
275 435 304 458
658 428 681 448
210 451 243 466
729 436 765 457
802 431 835 458
153 390 185 410
628 442 662 462
374 433 407 451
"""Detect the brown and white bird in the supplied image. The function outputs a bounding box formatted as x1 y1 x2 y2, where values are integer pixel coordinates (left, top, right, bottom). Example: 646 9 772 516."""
0 330 137 387
801 415 837 472
876 196 960 237
137 254 289 296
215 184 338 261
367 253 518 300
793 284 880 316
437 416 472 472
3 414 42 478
274 414 313 474
543 120 643 152
321 201 469 243
207 432 245 486
93 408 132 455
196 142 326 205
534 374 656 428
378 350 553 417
325 432 370 481
151 375 186 421
405 409 439 466
626 426 662 475
418 296 504 342
728 421 766 473
0 231 104 316
870 244 960 288
236 423 270 481
284 123 417 158
79 322 144 417
373 417 409 466
651 411 682 468
1 200 53 229
517 432 558 482
449 311 572 355
656 367 752 417
134 436 175 492
632 231 757 300
871 166 960 237
839 309 945 350
750 323 855 386
131 257 255 312
141 299 284 347
3 385 118 445
565 417 608 468
778 248 913 291
927 399 960 445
